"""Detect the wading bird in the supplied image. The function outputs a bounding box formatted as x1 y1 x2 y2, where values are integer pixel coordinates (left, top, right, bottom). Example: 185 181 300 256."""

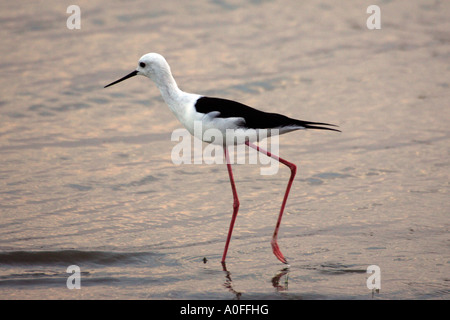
104 53 340 264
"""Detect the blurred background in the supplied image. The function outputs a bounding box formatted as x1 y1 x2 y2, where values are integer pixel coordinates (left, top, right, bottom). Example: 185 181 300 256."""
0 0 448 299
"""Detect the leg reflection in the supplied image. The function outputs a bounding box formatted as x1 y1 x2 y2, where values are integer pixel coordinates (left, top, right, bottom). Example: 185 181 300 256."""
221 262 290 297
221 262 242 299
271 267 290 291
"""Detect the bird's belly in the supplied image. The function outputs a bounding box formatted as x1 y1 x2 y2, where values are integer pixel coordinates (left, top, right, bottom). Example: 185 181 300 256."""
183 117 279 146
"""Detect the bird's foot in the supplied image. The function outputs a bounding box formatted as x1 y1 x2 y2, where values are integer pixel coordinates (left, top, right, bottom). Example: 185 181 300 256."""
271 238 287 264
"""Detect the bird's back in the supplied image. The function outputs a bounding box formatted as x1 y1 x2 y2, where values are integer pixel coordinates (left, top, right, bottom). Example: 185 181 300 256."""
194 97 339 132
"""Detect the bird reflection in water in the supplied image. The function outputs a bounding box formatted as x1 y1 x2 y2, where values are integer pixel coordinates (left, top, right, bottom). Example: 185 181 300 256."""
271 267 289 292
221 262 242 299
220 262 290 299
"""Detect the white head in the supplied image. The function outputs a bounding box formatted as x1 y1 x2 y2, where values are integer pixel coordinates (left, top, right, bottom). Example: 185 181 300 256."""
104 52 174 88
136 53 171 79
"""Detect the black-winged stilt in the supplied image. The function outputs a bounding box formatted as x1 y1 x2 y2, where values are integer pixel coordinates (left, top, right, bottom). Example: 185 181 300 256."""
104 53 340 264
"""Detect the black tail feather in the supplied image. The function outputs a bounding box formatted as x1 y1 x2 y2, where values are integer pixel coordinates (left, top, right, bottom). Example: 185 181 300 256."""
295 120 341 132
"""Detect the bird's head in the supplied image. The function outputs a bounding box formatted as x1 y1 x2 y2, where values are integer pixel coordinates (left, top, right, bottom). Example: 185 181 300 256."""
104 52 171 88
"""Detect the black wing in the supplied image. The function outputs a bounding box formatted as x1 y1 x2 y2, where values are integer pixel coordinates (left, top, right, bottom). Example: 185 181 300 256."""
194 96 340 132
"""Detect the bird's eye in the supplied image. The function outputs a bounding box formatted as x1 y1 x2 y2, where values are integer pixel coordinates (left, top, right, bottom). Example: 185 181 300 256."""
139 62 146 68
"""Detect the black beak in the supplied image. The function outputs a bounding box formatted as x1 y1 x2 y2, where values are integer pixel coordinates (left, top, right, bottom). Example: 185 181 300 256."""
104 70 138 88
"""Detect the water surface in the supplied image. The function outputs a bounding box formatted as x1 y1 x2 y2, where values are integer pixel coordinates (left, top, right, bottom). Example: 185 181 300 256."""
0 0 449 299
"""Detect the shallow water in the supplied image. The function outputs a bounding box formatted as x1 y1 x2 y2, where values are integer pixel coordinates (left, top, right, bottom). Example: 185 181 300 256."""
0 0 449 299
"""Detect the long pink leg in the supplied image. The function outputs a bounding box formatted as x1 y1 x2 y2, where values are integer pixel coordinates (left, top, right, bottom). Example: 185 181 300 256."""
221 146 240 263
246 141 297 264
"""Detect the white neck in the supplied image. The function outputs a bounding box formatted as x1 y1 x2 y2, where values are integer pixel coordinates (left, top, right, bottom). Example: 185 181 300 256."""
152 68 183 105
149 67 198 126
147 61 199 126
